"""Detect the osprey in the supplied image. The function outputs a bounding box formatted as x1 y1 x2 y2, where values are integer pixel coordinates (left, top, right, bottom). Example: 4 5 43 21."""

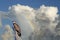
13 21 21 37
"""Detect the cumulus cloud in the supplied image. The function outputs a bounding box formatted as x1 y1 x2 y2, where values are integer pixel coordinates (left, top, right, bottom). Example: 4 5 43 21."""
0 4 35 40
35 5 58 32
1 25 14 40
0 4 60 40
30 5 59 40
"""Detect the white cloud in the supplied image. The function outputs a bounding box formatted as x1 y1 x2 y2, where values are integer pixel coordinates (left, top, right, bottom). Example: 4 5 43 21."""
0 4 60 40
1 25 14 40
8 4 35 40
30 5 59 40
35 5 58 31
8 4 59 40
37 5 58 21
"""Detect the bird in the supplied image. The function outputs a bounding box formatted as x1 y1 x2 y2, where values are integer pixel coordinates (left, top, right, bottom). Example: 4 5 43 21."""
12 21 21 37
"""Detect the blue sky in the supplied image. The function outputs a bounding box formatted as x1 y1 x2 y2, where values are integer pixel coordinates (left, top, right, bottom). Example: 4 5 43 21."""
0 0 60 12
0 0 60 40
